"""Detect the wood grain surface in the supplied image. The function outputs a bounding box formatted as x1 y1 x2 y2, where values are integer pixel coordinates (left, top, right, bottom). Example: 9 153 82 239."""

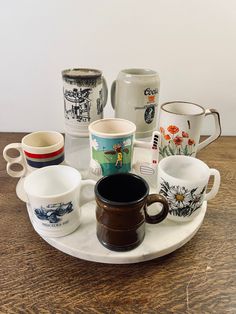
0 133 235 314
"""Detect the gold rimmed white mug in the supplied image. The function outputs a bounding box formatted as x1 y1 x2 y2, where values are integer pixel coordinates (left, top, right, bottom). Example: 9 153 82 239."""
158 101 221 158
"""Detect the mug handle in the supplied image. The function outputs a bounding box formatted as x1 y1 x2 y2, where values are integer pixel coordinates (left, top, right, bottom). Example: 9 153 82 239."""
204 168 221 201
144 194 169 224
111 80 116 109
89 159 102 177
102 76 108 109
197 109 221 152
133 131 161 150
79 179 96 206
3 143 27 178
132 131 161 176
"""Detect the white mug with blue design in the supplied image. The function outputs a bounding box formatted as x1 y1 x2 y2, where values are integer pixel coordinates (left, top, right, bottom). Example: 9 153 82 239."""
157 155 221 222
88 118 160 177
3 131 64 178
24 165 96 237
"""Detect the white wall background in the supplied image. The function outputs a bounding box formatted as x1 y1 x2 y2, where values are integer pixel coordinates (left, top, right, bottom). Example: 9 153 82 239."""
0 0 236 135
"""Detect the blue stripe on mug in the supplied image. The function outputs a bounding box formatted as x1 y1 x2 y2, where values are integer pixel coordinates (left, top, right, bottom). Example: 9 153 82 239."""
26 154 64 168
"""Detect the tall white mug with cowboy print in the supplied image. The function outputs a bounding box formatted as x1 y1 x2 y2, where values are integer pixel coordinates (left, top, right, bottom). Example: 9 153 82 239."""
158 101 221 158
111 69 160 139
62 68 108 136
88 118 160 177
157 155 221 222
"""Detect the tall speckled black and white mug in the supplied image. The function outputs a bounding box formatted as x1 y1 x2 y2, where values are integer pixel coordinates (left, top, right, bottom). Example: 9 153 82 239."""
62 68 108 136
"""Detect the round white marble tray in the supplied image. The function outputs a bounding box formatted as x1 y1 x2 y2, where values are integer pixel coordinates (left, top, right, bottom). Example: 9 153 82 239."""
26 201 207 264
16 177 27 202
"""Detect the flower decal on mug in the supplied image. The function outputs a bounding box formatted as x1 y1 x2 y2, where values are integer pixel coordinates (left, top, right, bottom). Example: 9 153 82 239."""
182 131 189 138
188 139 195 146
159 179 206 217
173 136 183 146
167 125 179 134
159 125 196 157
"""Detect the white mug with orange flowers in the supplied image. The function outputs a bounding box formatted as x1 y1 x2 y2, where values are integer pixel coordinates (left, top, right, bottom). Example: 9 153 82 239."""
158 101 221 158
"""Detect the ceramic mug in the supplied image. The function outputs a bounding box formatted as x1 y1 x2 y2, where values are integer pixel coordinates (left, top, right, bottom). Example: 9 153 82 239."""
88 118 160 177
157 155 221 222
158 101 221 158
24 165 96 237
111 68 160 138
95 173 169 251
3 131 64 178
62 68 108 136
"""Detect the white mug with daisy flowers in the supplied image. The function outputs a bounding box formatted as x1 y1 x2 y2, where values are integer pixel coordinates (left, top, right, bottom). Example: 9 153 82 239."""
158 101 221 158
157 155 221 222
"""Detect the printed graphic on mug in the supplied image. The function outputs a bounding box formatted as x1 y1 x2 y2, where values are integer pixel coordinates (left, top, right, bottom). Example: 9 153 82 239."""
144 88 158 125
159 125 196 157
24 146 65 168
34 201 73 224
64 87 103 123
62 68 108 136
91 135 133 176
135 88 158 125
144 104 155 124
159 178 206 217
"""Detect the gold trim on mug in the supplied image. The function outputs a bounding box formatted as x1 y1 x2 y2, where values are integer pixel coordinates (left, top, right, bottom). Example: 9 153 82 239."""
161 101 206 116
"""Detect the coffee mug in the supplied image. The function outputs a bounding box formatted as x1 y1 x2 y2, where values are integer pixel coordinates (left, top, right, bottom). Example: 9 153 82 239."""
158 101 221 158
62 68 108 136
88 118 160 176
3 131 64 178
24 165 96 237
95 173 169 251
157 155 221 222
111 68 160 138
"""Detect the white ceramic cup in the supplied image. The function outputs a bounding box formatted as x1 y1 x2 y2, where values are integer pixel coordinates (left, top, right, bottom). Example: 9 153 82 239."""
62 68 108 136
24 165 96 237
88 118 160 177
3 131 64 178
111 68 160 138
158 101 221 158
157 155 221 222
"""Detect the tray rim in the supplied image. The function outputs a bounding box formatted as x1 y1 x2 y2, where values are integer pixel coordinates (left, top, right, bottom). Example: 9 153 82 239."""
26 201 207 264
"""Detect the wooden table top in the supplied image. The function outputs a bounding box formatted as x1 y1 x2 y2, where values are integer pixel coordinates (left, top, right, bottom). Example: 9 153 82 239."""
0 133 235 313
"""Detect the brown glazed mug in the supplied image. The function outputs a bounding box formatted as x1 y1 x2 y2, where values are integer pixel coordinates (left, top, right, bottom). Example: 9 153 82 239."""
95 173 169 251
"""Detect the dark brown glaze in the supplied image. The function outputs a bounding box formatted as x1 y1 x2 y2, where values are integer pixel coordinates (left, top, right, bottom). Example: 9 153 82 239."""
95 173 169 251
144 194 169 224
96 200 146 251
97 221 145 252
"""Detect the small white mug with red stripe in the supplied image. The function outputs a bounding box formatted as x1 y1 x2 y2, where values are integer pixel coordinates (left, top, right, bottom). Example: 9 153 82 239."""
3 131 64 178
